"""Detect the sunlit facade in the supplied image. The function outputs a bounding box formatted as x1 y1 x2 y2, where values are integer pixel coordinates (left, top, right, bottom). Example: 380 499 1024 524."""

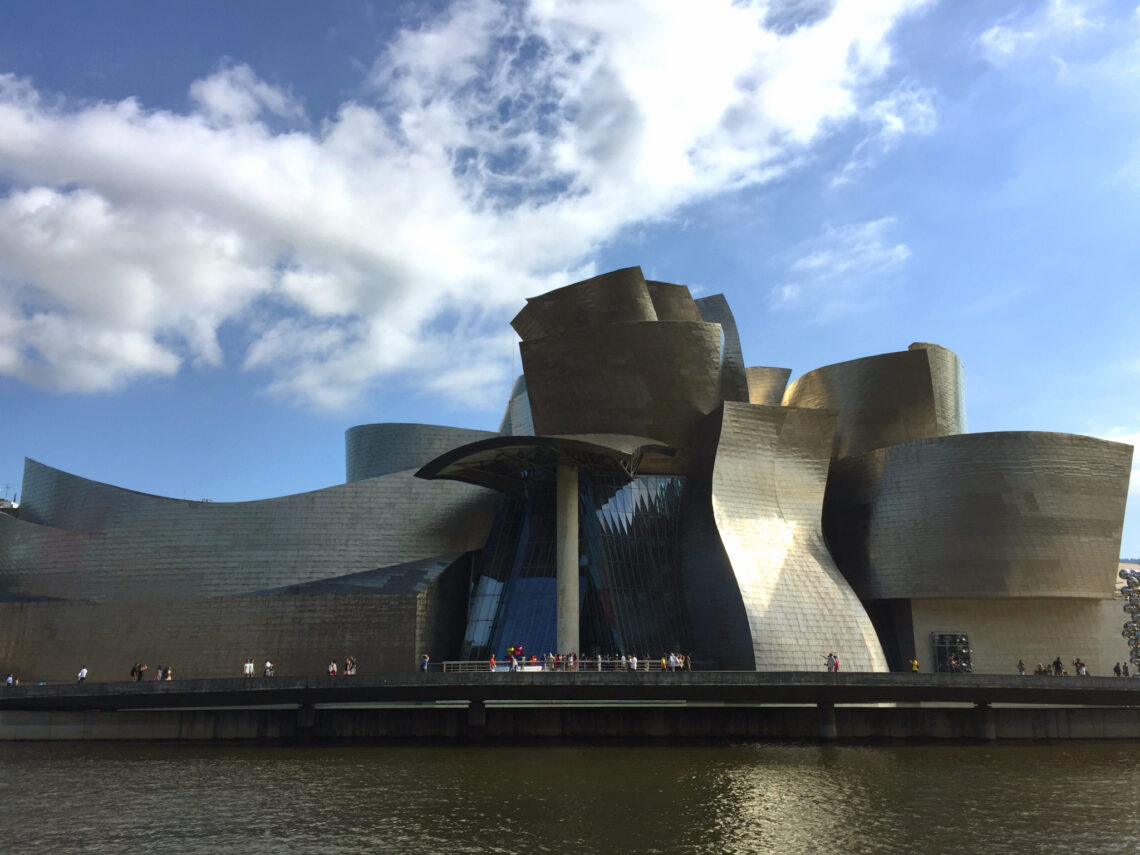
0 266 1132 678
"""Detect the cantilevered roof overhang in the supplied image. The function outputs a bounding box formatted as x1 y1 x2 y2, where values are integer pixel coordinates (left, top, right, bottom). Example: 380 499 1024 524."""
414 433 675 495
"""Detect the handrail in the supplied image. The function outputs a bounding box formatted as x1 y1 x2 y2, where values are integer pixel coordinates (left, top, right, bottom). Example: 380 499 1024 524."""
439 659 708 673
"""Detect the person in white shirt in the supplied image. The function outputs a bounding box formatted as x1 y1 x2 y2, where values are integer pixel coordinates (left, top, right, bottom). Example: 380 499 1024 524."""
77 666 88 684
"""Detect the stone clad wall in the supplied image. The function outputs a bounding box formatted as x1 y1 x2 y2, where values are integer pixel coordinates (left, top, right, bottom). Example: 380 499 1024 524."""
907 597 1128 678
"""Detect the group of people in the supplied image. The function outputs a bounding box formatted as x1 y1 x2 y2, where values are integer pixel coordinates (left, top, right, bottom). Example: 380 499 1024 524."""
1020 657 1103 677
485 651 693 672
4 673 19 686
824 652 841 672
327 656 357 676
130 663 172 681
243 658 275 677
130 662 172 681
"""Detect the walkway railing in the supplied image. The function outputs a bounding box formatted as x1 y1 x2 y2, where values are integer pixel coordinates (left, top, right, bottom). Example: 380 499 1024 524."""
439 660 707 673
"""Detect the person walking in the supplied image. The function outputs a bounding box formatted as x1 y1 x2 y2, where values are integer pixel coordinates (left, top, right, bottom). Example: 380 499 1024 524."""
77 666 87 683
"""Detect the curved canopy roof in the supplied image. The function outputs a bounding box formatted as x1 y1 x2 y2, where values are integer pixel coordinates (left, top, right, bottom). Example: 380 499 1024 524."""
415 433 675 495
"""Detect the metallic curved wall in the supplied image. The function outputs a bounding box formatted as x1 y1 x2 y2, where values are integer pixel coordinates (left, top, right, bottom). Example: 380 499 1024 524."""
823 432 1133 601
695 294 749 404
511 267 657 341
782 344 966 459
678 402 889 672
6 459 497 602
346 423 496 482
745 366 792 406
520 321 725 474
646 280 704 322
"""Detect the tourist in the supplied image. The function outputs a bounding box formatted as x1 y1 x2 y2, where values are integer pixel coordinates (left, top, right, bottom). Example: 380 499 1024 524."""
908 657 919 672
137 663 148 682
1017 659 1026 676
420 653 430 672
1052 656 1063 676
130 663 138 681
264 660 275 677
630 654 638 672
328 660 337 676
77 666 87 684
825 653 835 673
833 653 840 673
489 654 496 671
1114 662 1123 677
1125 663 1132 677
165 667 173 681
4 673 12 687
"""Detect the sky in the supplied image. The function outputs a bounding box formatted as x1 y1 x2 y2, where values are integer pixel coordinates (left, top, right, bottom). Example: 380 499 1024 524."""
0 0 1137 555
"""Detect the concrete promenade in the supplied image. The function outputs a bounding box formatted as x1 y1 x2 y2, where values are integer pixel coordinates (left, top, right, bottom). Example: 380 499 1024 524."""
4 672 1140 741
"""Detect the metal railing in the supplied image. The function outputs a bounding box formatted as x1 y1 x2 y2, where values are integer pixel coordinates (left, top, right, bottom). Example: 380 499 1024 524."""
439 659 704 673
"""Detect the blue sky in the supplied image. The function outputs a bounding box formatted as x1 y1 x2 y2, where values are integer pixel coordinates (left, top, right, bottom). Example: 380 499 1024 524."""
1 0 1137 555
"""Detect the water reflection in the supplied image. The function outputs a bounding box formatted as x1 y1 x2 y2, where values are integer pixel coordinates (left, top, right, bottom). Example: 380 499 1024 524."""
1 742 1138 854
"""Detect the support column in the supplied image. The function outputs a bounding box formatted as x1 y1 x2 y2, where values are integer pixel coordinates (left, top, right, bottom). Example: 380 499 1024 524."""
556 462 580 657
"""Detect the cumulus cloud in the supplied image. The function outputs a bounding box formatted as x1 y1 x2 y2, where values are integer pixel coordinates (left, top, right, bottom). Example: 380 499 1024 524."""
770 217 911 317
0 0 931 409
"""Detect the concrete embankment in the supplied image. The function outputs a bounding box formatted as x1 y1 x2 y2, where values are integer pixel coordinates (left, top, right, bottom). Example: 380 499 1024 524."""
4 704 1140 742
4 672 1140 741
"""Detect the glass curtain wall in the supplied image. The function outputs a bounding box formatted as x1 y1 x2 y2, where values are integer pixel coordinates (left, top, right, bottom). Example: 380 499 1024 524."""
461 473 690 661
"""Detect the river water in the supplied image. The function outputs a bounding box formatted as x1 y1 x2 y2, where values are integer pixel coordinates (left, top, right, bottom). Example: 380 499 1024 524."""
1 741 1137 854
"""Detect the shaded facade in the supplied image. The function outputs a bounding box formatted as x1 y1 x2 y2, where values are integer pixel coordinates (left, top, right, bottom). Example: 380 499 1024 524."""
0 265 1132 679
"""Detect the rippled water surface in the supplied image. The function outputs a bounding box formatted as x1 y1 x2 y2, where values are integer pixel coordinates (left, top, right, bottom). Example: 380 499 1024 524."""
2 741 1138 854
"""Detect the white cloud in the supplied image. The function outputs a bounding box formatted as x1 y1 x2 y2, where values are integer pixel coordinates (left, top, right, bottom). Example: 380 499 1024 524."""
979 0 1098 65
770 216 911 317
0 0 932 409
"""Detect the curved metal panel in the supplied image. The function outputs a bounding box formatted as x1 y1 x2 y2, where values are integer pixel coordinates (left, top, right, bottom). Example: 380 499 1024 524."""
783 345 965 459
823 432 1133 601
646 280 703 322
679 402 889 672
520 321 725 474
745 366 792 406
511 266 657 341
6 459 497 602
695 293 749 404
345 423 496 482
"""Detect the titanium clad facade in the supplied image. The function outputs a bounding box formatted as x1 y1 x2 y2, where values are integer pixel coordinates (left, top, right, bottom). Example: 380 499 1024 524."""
783 345 966 459
520 321 725 474
677 402 889 671
3 459 496 602
511 266 657 340
823 432 1133 601
3 265 1132 680
745 366 792 406
346 423 497 482
646 280 705 322
695 294 750 404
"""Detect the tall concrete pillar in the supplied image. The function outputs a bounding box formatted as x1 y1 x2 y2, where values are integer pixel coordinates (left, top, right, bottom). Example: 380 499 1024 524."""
556 462 580 656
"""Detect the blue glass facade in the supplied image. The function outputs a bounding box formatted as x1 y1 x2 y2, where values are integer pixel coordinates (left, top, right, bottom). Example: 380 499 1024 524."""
462 474 690 659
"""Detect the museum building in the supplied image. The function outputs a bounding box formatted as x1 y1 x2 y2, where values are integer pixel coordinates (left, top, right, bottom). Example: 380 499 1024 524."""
0 267 1132 679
